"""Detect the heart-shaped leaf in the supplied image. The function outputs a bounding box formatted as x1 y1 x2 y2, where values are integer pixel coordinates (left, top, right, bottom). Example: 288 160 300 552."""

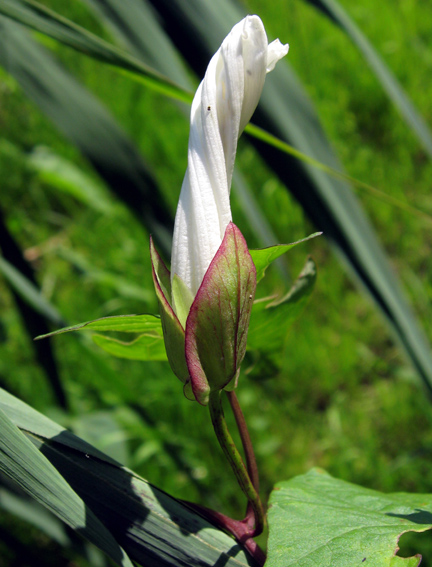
267 468 432 567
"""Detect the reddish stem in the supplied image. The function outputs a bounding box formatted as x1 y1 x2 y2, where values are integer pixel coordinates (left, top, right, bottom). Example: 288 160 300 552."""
226 391 261 529
182 501 266 567
226 391 260 493
208 391 265 536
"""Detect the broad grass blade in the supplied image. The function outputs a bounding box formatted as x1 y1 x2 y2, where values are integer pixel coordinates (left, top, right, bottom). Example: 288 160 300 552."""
0 387 258 567
0 17 173 255
306 0 432 158
0 483 72 546
0 0 188 102
0 403 134 567
0 214 67 407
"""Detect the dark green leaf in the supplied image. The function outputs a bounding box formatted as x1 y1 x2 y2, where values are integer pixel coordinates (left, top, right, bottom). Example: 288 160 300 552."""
83 0 192 91
0 404 134 567
267 468 431 567
0 487 71 546
0 0 190 103
0 387 258 566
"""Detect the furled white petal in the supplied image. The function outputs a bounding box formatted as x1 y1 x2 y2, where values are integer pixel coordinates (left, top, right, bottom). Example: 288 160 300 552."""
266 39 289 72
171 15 288 310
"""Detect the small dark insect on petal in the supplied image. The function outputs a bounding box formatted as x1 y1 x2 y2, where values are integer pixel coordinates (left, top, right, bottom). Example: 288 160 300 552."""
207 106 211 111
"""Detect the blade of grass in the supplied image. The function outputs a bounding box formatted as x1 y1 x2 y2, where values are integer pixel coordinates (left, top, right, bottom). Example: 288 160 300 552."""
305 0 432 158
0 0 426 227
0 485 72 546
83 0 192 91
0 404 134 567
0 17 173 256
0 0 191 104
0 256 63 325
247 123 432 225
0 387 259 567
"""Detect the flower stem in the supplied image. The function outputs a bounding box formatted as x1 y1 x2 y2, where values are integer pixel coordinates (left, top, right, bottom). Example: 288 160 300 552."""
208 390 265 536
226 390 260 528
181 500 266 566
226 391 259 492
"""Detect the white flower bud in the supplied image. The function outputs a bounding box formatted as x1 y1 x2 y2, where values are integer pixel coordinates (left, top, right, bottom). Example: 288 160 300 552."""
171 16 288 311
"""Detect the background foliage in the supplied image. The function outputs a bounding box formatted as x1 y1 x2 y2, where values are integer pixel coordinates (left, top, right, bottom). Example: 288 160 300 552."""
0 0 431 564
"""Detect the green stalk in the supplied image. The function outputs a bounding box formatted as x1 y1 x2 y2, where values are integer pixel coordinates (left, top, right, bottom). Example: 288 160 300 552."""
226 390 259 527
226 391 259 492
208 390 265 536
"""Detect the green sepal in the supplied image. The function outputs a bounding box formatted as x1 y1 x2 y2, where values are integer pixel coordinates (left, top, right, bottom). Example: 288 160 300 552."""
249 232 321 283
222 369 240 392
183 381 195 401
172 273 194 329
149 237 190 385
185 223 256 405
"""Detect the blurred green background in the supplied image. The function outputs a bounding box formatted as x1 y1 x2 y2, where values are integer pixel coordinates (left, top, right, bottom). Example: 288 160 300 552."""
0 0 431 564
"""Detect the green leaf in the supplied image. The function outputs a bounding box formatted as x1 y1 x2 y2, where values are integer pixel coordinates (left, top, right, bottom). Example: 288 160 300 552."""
35 314 163 340
390 558 422 567
0 17 173 256
306 0 432 158
92 333 167 361
0 0 190 104
0 387 256 566
150 237 190 385
83 0 193 91
0 404 134 567
247 257 316 352
267 468 431 567
250 232 322 283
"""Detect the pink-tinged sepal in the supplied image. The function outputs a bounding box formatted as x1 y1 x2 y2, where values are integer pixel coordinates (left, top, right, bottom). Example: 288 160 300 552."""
149 237 190 386
185 222 257 405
